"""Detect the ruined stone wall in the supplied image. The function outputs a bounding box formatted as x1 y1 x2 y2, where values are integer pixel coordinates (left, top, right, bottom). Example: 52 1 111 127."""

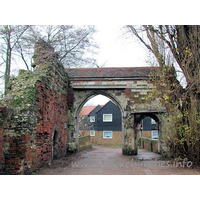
0 107 6 174
0 126 3 174
1 70 41 174
0 40 69 174
34 49 69 167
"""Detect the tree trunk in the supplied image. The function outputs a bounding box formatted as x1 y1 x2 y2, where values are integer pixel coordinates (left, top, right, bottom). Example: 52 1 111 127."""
5 40 12 96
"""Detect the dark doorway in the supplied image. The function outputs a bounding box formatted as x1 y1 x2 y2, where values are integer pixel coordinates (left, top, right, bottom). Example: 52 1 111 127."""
53 130 59 159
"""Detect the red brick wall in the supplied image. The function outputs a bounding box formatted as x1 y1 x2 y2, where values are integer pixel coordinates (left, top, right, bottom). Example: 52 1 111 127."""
0 40 69 174
0 107 6 174
1 72 68 174
0 102 39 174
34 48 69 170
3 133 37 174
35 75 68 168
0 113 4 173
0 127 3 173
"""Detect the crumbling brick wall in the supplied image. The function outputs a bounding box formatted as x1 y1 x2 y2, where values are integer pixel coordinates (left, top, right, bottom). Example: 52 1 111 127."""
0 107 6 174
0 39 69 174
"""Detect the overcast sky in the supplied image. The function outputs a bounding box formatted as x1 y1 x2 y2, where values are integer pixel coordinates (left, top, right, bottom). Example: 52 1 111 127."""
0 25 150 103
85 25 149 106
94 25 149 68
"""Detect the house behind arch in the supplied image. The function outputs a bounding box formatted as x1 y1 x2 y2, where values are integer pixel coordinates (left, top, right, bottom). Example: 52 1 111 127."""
79 101 122 145
79 101 160 147
79 105 102 137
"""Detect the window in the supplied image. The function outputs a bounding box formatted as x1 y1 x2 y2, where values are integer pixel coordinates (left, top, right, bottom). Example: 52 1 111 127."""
152 130 158 139
151 118 156 124
90 130 95 136
90 116 95 122
103 131 112 139
103 114 112 122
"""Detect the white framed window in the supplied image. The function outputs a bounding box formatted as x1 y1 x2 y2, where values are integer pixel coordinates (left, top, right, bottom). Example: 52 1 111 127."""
151 118 156 124
90 116 95 122
103 131 112 139
90 130 95 136
103 114 112 122
152 130 158 139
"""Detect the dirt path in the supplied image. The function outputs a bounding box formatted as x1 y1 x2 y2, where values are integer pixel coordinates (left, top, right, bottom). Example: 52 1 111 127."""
36 146 200 175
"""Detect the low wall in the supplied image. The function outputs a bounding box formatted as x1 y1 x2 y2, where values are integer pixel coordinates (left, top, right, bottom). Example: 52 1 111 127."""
140 137 158 153
79 136 92 151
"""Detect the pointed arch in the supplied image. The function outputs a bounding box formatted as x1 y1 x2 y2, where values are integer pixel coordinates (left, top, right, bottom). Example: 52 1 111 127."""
73 90 125 152
135 113 159 127
75 90 124 118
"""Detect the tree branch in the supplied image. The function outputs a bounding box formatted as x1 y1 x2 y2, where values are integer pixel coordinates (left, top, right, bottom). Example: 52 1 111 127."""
11 25 30 50
126 25 154 53
143 25 165 67
59 32 90 62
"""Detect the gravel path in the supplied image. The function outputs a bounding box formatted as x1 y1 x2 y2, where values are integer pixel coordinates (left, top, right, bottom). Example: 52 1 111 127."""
36 146 200 175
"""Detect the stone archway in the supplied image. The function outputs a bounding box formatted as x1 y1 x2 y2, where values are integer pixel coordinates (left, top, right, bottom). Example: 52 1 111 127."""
67 88 167 155
134 112 162 154
66 67 168 155
73 90 125 152
75 90 124 116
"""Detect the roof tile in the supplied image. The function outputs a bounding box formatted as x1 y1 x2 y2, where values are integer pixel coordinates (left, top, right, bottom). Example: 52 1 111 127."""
65 67 154 78
79 106 97 116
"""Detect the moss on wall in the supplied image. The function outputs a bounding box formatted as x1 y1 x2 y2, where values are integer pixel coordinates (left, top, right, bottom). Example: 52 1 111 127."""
0 39 69 174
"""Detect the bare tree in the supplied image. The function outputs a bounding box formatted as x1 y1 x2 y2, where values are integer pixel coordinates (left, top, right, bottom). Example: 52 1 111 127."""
125 25 200 162
0 25 98 95
34 25 98 68
0 25 31 95
15 25 98 70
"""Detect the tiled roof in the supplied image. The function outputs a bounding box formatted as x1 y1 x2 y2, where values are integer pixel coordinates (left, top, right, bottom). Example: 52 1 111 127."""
65 67 153 78
80 105 104 116
79 106 97 116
